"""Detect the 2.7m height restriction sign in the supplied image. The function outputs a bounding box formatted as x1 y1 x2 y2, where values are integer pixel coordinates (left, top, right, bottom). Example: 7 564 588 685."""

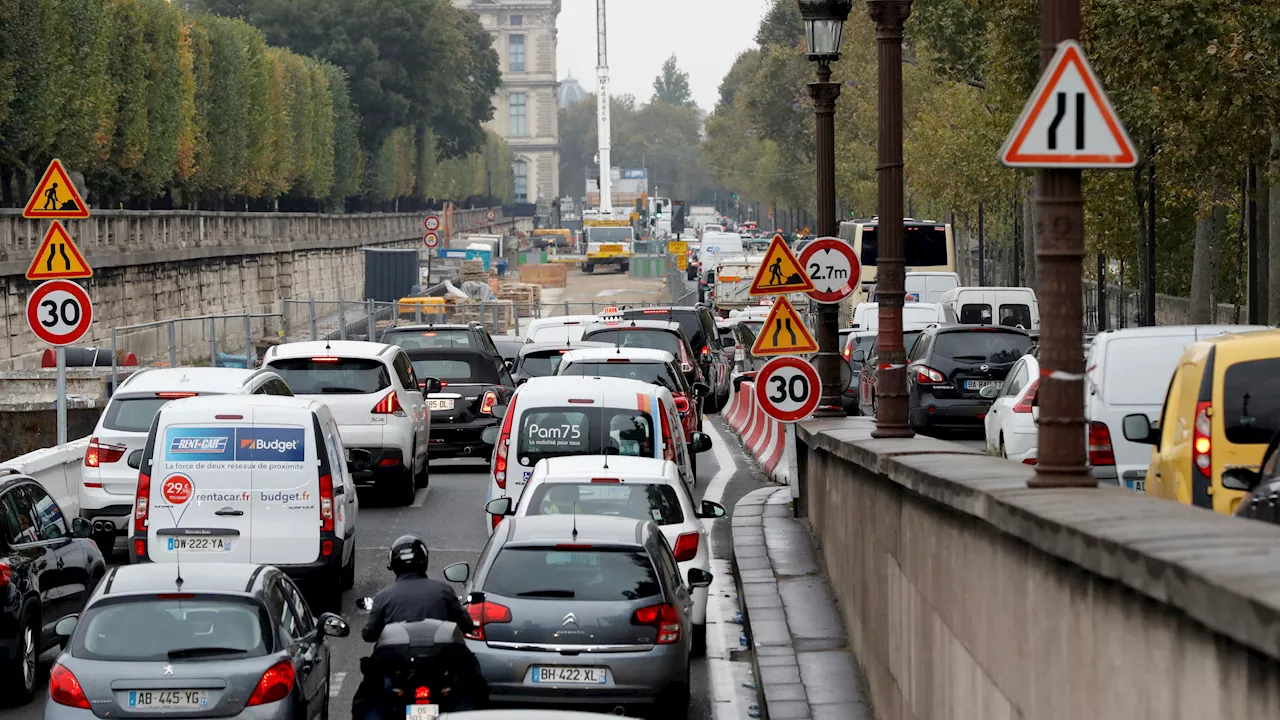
27 280 93 346
756 356 822 423
799 237 860 304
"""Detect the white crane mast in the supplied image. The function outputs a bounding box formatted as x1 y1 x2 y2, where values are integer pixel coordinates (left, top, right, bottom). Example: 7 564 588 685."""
595 0 612 214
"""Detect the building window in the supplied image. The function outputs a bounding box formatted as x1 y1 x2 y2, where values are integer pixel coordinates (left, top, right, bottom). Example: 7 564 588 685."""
513 161 529 202
509 92 527 136
509 14 522 26
508 34 525 72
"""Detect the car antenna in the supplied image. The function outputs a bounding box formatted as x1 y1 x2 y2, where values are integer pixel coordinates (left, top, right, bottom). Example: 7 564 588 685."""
174 545 184 589
572 502 579 541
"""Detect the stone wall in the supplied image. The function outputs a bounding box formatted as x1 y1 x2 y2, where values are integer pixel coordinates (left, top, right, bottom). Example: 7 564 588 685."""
796 417 1280 720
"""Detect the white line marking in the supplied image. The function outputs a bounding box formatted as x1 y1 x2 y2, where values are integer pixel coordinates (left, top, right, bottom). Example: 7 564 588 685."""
702 421 736 506
329 671 346 698
701 420 746 719
411 487 430 508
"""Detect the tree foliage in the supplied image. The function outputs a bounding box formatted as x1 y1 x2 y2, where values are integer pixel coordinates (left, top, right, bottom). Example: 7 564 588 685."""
652 55 696 110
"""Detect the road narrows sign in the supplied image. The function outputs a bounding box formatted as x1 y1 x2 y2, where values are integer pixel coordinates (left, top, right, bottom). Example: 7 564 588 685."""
26 279 93 346
26 221 92 280
23 159 91 219
424 232 440 249
751 296 818 356
756 356 822 423
798 237 860 304
749 234 815 296
1000 40 1137 168
424 215 441 232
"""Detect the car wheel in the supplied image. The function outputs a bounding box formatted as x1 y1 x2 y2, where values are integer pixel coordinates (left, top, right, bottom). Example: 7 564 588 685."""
341 546 356 590
652 676 690 720
394 467 416 507
583 264 594 274
414 442 430 489
92 530 116 558
691 623 707 658
999 436 1008 459
0 612 38 706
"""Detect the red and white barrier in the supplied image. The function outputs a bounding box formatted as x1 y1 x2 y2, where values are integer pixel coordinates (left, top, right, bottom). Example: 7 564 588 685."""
720 376 795 486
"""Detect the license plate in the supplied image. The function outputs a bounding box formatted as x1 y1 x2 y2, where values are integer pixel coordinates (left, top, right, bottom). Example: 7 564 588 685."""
601 244 623 253
166 537 232 553
427 398 454 411
530 666 608 684
129 690 209 709
964 380 1002 390
406 705 440 720
1127 479 1146 492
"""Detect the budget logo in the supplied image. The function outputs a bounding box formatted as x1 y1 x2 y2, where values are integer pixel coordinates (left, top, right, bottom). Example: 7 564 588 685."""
235 428 306 462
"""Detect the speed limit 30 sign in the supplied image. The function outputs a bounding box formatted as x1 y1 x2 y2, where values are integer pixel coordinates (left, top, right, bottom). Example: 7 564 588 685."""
27 279 93 346
755 356 822 423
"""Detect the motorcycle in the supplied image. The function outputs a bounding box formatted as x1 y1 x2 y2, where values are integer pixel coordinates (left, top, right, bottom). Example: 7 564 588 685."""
351 613 489 720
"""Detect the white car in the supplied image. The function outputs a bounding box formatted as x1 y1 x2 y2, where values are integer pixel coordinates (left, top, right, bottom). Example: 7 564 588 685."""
484 455 725 656
850 302 946 331
983 353 1040 464
524 315 598 344
81 367 292 556
263 341 433 506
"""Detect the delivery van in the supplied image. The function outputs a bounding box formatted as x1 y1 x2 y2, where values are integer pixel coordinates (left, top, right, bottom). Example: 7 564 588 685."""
128 395 362 603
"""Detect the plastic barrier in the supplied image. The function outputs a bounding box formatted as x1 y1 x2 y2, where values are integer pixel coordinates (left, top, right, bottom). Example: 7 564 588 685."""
730 382 755 434
43 347 137 368
724 385 744 429
743 396 769 451
759 418 785 473
0 437 89 518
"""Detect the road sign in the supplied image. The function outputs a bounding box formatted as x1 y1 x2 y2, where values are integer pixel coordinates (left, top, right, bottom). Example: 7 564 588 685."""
424 232 439 249
26 221 92 280
751 296 818 356
668 241 687 256
162 473 194 505
26 279 93 346
755 356 822 423
999 40 1137 168
23 159 90 219
424 215 441 232
486 210 496 221
798 237 860 304
749 234 814 296
677 255 688 271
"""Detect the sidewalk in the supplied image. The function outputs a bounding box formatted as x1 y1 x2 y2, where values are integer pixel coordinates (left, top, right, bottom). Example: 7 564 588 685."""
732 485 871 720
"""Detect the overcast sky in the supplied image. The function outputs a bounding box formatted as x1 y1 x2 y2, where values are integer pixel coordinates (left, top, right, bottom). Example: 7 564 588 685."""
555 0 773 111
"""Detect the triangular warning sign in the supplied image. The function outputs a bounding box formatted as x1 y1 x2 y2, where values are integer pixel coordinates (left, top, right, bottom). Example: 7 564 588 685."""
23 159 90 219
751 296 818 356
26 221 92 280
749 234 814 296
999 40 1138 169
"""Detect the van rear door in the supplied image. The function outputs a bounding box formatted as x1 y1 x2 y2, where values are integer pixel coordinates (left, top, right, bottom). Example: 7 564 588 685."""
247 404 320 565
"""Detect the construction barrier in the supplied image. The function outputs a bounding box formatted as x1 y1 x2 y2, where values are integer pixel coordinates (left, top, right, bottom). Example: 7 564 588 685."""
720 376 795 486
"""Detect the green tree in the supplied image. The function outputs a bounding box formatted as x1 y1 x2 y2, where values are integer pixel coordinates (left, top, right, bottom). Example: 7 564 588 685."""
652 55 696 110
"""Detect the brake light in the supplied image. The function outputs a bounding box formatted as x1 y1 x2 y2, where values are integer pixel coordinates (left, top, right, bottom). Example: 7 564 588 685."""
311 356 341 363
494 395 518 489
157 593 194 599
372 391 405 416
591 478 622 483
247 659 295 706
49 664 90 709
464 601 513 641
701 346 710 357
556 543 594 550
480 391 498 416
319 473 334 532
842 342 851 361
154 392 197 399
674 396 690 414
568 398 595 404
134 472 151 532
414 686 431 703
1193 401 1212 473
632 603 681 644
916 366 945 384
673 532 699 562
1088 421 1115 466
1012 380 1038 413
642 309 667 315
85 437 126 467
606 358 631 363
659 404 676 462
0 561 10 588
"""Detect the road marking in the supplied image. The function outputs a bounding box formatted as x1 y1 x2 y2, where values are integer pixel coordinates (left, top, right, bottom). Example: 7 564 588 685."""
411 487 430 508
703 421 736 506
701 420 749 719
329 671 346 698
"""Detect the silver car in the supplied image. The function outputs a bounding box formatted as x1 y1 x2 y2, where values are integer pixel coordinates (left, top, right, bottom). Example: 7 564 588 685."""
447 515 709 719
44 563 350 719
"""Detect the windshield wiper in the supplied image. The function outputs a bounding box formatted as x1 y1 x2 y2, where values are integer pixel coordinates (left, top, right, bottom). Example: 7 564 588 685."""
168 647 248 659
516 589 576 598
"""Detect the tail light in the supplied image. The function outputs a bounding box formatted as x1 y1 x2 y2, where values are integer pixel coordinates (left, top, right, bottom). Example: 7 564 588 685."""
319 474 334 532
680 362 694 374
672 532 699 562
916 366 945 384
701 346 710 357
154 391 197 399
632 603 681 644
0 561 10 588
414 686 431 704
659 403 676 463
842 342 851 361
247 659 296 706
134 472 151 532
1088 421 1115 466
372 391 405 416
1012 380 1039 413
494 395 519 490
480 391 499 416
674 396 690 414
50 664 90 709
1193 401 1212 473
464 601 512 641
85 437 126 468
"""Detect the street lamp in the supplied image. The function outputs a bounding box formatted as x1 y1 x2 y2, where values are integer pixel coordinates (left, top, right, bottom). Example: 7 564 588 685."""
798 0 854 418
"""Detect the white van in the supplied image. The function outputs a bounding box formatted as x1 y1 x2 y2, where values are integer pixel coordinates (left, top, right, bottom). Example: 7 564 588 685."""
524 315 598 344
939 287 1040 331
850 302 945 331
128 395 360 603
698 232 746 271
872 272 959 304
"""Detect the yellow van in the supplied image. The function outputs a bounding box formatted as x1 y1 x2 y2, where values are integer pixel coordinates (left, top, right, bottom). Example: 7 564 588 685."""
1122 329 1280 514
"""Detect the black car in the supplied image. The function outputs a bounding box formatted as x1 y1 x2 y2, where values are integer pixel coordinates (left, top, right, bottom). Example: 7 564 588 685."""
904 325 1032 432
582 319 704 393
618 306 733 412
493 335 524 369
0 470 106 703
380 323 501 357
855 328 927 418
513 341 613 384
406 348 516 459
1225 428 1280 523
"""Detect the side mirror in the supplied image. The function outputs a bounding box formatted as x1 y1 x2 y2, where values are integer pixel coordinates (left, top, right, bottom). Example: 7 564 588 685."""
485 497 514 517
355 597 375 611
1121 414 1158 445
691 432 713 454
979 384 1001 399
54 615 78 638
319 612 350 637
504 359 515 371
490 404 510 419
480 426 501 445
686 568 713 588
851 349 866 364
423 377 443 394
516 377 529 386
127 450 143 469
1222 468 1262 492
71 517 92 538
443 562 471 584
692 382 711 398
698 500 726 519
347 448 375 473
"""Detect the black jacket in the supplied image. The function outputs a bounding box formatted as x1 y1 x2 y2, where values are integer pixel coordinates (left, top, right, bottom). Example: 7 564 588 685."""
361 573 476 642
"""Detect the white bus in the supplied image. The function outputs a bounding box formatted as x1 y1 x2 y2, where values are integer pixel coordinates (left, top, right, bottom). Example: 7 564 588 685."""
839 218 956 303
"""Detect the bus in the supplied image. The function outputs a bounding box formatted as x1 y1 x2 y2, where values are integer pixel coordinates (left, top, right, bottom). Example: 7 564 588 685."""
838 218 956 304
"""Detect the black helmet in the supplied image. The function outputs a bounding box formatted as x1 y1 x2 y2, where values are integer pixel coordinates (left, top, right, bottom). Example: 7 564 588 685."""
388 535 429 576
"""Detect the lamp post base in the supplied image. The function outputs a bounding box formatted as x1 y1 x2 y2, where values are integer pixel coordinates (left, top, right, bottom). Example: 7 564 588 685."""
1026 468 1096 488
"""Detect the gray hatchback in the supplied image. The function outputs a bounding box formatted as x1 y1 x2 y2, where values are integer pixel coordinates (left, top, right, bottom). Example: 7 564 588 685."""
447 515 709 719
44 563 349 720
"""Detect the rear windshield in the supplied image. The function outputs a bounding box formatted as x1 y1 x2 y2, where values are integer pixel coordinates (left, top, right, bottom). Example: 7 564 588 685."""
525 483 683 525
622 310 705 351
104 396 192 433
998 305 1032 328
528 325 586 344
72 596 270 661
859 224 949 267
933 332 1030 363
518 350 570 378
1102 337 1188 406
382 329 475 350
483 547 660 602
409 355 499 384
585 329 682 358
1222 358 1280 445
517 407 655 466
588 227 633 243
559 361 683 391
268 358 390 395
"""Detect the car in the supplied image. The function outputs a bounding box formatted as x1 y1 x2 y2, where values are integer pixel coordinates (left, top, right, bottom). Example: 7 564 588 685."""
380 322 501 357
262 341 432 505
0 470 105 703
524 316 598 344
855 326 930 417
616 306 732 411
1225 427 1280 523
407 347 516 459
494 336 526 368
81 368 292 557
484 456 726 658
557 347 710 444
582 319 703 397
718 318 765 375
444 514 707 718
939 287 1040 331
514 341 613 385
842 331 875 415
45 563 350 720
982 353 1040 464
903 325 1033 432
128 395 362 606
850 302 946 331
482 377 712 533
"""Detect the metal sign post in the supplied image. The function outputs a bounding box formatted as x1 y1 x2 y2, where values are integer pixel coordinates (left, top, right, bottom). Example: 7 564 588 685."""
55 347 67 444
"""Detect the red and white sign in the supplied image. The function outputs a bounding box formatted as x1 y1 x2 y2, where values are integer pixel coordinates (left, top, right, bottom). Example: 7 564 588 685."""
799 237 861 304
26 279 93 346
162 473 194 505
486 210 496 221
424 231 440 249
755 356 822 423
424 215 441 232
1000 40 1137 168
